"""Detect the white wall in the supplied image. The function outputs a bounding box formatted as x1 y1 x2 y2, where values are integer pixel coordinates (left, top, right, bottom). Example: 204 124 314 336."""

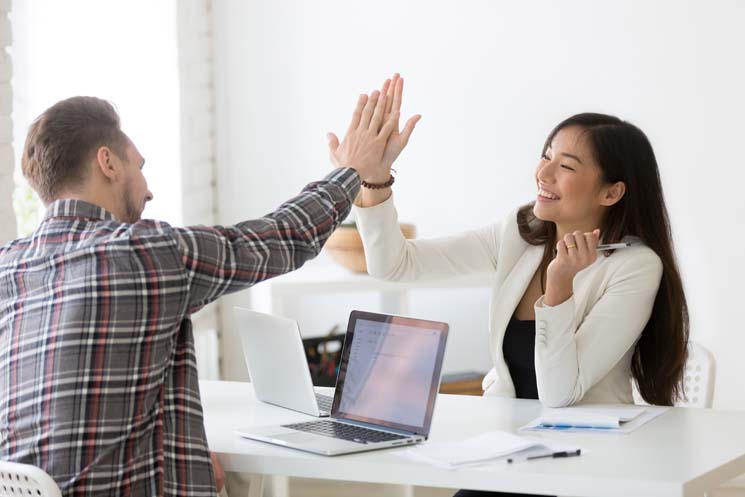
213 0 745 409
0 0 14 244
177 0 221 380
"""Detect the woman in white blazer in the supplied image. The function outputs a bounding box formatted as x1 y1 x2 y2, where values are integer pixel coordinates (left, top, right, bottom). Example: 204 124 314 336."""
328 75 689 497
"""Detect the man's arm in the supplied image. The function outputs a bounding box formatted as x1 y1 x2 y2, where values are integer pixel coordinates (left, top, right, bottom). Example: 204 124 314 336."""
174 81 398 312
174 167 359 312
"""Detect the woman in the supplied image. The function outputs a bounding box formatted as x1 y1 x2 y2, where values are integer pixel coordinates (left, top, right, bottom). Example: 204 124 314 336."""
330 75 689 497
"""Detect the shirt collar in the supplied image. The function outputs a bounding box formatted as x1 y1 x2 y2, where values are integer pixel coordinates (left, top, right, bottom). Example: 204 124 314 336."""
42 199 117 223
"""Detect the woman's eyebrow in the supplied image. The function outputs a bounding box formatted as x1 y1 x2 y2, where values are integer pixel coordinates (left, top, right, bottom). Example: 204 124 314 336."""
560 152 584 164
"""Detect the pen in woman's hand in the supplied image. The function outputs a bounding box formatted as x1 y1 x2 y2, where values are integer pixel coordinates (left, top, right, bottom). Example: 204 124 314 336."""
596 242 632 251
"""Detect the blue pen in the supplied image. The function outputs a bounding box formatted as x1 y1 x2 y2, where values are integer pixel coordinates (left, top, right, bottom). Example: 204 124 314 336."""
539 423 613 430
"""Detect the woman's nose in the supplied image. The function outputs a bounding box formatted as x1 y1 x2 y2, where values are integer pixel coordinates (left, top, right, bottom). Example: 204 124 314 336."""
536 161 554 183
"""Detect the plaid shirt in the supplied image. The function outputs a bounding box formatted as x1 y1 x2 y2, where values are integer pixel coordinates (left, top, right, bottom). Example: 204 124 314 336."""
0 168 359 497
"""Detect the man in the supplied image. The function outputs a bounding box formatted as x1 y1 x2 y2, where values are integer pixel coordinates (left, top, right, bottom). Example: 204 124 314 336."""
0 82 414 496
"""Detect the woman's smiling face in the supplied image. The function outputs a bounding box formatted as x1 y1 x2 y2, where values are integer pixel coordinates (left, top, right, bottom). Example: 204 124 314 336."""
533 125 610 230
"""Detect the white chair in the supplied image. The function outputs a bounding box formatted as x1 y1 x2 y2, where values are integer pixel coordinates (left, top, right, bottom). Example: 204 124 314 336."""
0 461 61 497
633 341 716 408
678 341 716 408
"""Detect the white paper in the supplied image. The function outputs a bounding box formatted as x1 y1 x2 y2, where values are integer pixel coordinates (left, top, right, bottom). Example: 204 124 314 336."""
520 404 670 434
397 430 581 469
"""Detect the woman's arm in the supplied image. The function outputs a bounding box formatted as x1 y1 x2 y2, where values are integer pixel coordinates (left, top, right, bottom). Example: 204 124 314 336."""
355 194 500 281
533 248 663 407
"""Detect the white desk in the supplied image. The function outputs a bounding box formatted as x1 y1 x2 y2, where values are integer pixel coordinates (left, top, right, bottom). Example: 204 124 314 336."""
201 380 745 497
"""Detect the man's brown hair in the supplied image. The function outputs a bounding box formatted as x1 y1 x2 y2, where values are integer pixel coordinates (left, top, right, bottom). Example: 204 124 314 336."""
22 96 129 203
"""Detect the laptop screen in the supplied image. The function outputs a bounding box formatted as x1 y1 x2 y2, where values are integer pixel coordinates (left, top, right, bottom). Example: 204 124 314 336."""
331 310 449 436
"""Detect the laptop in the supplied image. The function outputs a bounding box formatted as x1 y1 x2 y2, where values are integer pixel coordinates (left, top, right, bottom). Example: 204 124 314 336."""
236 307 335 417
236 310 449 456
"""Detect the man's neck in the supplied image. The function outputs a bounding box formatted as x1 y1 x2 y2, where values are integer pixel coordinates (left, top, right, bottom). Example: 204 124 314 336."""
53 190 121 220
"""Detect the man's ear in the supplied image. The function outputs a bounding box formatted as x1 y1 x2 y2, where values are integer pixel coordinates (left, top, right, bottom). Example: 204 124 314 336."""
95 146 119 182
600 181 626 207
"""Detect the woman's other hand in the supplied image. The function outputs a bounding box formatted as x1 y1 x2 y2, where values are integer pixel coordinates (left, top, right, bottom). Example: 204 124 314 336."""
545 229 600 306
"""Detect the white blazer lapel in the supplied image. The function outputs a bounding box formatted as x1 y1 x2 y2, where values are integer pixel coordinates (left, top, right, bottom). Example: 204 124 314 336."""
486 245 544 396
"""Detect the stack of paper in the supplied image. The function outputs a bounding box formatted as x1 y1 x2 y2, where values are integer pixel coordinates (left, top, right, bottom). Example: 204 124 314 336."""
520 404 670 434
398 430 580 469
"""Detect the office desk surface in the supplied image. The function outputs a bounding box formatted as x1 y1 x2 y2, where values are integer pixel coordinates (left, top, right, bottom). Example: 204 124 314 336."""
201 380 745 497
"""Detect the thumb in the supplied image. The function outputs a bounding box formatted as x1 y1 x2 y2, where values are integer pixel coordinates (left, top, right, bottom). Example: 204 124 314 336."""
327 132 341 167
327 132 339 152
400 114 422 146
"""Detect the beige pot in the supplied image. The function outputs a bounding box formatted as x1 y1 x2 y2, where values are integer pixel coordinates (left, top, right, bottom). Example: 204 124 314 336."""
325 223 416 273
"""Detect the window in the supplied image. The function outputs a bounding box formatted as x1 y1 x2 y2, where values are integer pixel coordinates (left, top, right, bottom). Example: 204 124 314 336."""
11 0 182 234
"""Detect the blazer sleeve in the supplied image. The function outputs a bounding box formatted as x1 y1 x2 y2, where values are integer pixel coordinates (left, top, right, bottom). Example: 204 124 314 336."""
354 194 499 281
533 248 663 407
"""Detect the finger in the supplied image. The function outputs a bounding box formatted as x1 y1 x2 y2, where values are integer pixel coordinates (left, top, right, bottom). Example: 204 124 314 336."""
585 230 600 251
392 76 404 114
380 78 391 104
556 240 568 259
327 133 341 167
326 132 339 152
378 111 400 139
347 94 368 134
358 90 380 129
400 114 422 146
369 91 388 131
385 73 400 116
563 233 578 255
573 230 589 257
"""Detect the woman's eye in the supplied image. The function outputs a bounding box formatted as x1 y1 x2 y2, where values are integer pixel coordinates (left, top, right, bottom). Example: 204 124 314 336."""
560 164 575 171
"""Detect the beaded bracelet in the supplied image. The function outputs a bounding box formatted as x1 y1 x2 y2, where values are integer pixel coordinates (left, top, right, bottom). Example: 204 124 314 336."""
360 174 395 190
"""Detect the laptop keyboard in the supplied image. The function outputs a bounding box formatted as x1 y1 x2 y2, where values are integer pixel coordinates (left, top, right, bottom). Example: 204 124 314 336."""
314 393 333 412
283 420 408 444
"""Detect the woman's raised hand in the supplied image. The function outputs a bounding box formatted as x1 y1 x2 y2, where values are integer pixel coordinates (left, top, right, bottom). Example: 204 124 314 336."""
380 73 421 171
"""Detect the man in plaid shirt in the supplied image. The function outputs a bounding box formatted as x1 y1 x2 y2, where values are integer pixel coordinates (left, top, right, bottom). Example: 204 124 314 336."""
0 79 416 496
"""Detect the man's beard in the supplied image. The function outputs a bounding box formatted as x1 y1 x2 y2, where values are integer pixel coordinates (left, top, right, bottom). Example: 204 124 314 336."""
121 183 142 223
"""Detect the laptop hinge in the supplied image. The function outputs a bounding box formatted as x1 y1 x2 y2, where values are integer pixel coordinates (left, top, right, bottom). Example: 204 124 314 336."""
334 417 419 437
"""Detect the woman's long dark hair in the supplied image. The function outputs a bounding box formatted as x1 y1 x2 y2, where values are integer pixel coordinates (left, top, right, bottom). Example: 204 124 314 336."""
517 113 689 406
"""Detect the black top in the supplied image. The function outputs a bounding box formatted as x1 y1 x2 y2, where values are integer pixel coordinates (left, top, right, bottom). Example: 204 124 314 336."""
502 317 539 400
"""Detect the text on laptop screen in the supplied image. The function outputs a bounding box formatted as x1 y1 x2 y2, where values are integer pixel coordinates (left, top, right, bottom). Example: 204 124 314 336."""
333 313 448 434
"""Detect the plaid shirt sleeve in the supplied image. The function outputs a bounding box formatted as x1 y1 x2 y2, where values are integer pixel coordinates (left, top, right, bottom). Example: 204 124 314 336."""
173 167 360 312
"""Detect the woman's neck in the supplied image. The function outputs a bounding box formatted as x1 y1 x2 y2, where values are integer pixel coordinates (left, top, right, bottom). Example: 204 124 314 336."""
554 218 603 243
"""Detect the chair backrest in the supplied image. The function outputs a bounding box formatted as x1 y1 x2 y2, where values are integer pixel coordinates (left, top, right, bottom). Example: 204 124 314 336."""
678 341 716 408
632 341 716 408
0 461 61 497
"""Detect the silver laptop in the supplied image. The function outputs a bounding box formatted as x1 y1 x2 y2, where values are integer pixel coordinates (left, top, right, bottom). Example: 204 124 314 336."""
236 310 449 456
236 307 335 417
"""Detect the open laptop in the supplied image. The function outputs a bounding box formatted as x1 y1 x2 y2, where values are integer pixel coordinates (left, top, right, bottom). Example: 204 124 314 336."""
236 310 449 456
235 307 335 417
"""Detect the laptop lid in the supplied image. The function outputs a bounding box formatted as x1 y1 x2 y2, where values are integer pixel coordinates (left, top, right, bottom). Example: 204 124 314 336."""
234 307 323 416
330 310 449 437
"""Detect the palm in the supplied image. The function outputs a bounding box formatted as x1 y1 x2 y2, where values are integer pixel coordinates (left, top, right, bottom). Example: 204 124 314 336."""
381 129 405 168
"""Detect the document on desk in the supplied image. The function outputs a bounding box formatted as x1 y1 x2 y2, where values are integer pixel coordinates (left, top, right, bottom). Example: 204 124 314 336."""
398 430 581 469
519 404 670 434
